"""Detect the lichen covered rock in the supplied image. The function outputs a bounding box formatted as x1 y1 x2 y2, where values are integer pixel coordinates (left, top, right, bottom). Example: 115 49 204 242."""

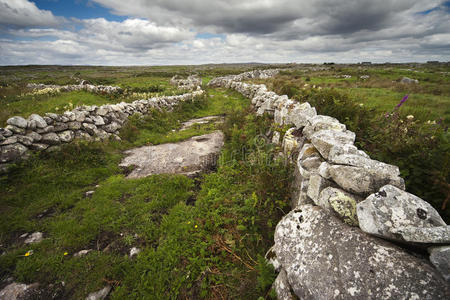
357 185 447 243
274 205 449 299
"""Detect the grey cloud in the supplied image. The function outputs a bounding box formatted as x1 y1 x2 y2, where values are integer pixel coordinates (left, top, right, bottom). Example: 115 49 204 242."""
0 0 60 28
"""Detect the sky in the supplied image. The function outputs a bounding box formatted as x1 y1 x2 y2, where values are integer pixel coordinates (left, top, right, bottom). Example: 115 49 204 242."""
0 0 449 65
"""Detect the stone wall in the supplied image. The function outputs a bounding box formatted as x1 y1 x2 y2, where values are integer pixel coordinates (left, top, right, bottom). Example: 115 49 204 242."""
0 90 204 172
26 82 123 94
170 74 202 91
209 70 450 299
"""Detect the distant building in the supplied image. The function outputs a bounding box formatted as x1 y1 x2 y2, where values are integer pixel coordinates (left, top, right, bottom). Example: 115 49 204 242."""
360 62 372 65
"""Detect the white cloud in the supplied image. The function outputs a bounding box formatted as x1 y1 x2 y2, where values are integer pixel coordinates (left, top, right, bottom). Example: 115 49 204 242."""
0 0 449 64
0 0 60 28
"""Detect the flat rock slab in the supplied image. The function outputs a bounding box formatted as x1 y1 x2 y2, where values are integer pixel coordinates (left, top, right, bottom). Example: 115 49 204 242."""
120 131 224 178
179 116 223 131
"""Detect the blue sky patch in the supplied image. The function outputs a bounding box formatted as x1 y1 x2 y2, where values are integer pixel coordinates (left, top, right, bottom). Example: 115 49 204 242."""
34 0 126 21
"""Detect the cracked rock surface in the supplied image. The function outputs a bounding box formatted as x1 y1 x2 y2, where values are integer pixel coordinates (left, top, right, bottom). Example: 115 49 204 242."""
120 131 224 178
274 204 449 299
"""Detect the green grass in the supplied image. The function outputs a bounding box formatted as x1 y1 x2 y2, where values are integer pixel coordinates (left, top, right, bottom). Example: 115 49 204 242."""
340 88 450 123
0 87 290 299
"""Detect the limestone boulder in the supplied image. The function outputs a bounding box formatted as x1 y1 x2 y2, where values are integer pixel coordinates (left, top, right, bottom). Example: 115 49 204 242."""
7 116 28 128
310 129 355 159
274 205 450 299
28 114 47 128
429 246 450 281
303 115 346 139
357 185 447 243
41 132 61 145
58 130 75 143
328 164 405 196
317 187 362 226
0 282 39 300
306 174 333 202
0 143 28 163
273 269 296 300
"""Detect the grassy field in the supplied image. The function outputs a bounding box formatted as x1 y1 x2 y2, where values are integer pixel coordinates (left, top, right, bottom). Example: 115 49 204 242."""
0 63 449 298
0 86 290 299
0 64 282 125
255 63 450 221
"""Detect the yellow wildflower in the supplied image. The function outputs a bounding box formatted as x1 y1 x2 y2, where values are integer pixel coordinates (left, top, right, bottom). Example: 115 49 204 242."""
24 250 33 257
194 225 198 229
64 252 68 256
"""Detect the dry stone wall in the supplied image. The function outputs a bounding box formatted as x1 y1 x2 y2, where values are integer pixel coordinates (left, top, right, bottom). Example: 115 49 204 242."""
0 90 204 172
26 82 123 94
170 75 202 91
209 70 450 299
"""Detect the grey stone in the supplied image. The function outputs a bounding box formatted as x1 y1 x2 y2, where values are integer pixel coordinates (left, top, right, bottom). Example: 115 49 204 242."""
43 116 53 125
273 269 296 300
93 128 110 140
85 286 111 300
7 116 28 128
75 130 93 140
41 132 61 145
36 125 55 134
91 115 105 126
24 232 43 244
0 282 39 300
58 130 75 143
28 114 47 128
30 143 49 151
129 247 141 258
429 246 450 281
328 164 405 196
303 115 346 139
17 135 33 146
307 174 333 202
317 187 361 226
271 131 280 144
63 111 76 121
318 161 332 179
6 125 25 135
103 122 121 133
390 226 450 243
1 128 13 137
357 185 447 243
328 143 369 160
0 143 28 163
310 129 356 159
274 205 450 299
74 249 92 257
120 131 224 178
1 136 18 145
45 113 58 120
401 77 419 84
82 123 97 135
287 102 317 128
67 121 82 130
297 143 320 161
53 122 69 132
96 106 109 116
26 131 42 142
46 145 62 153
74 111 86 122
27 120 36 130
